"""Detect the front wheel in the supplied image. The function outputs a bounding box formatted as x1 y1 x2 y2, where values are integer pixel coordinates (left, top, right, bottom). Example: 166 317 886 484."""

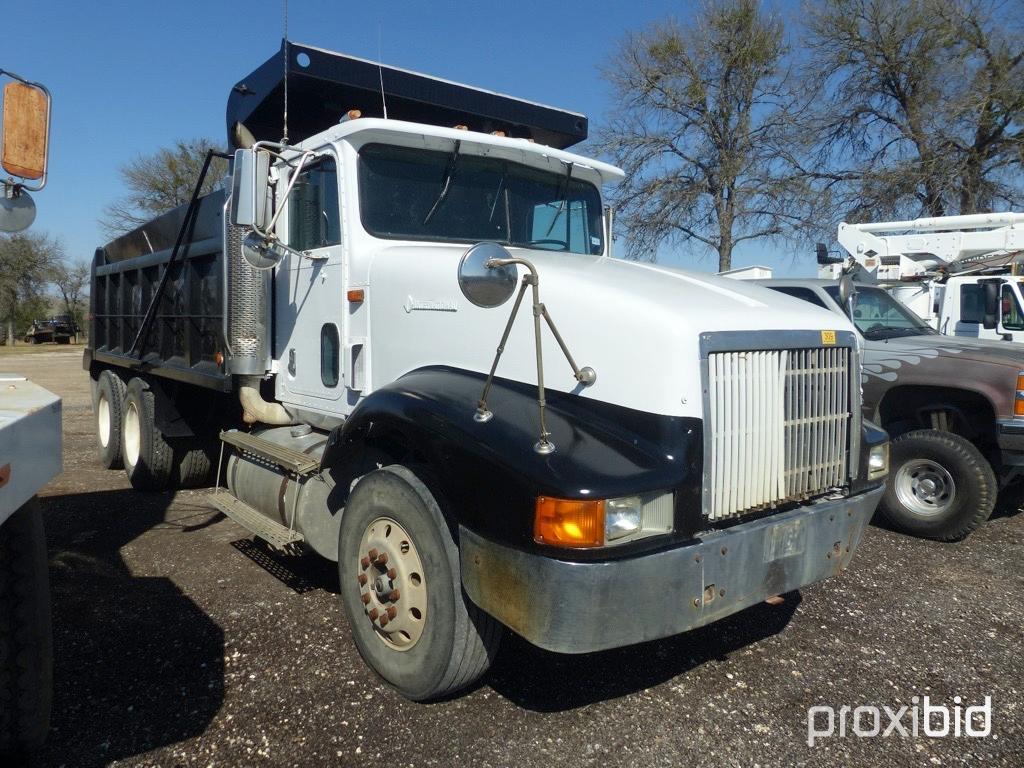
879 429 996 541
337 466 501 701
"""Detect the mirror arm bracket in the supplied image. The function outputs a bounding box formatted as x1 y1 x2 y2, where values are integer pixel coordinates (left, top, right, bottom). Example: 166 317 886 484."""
474 256 596 455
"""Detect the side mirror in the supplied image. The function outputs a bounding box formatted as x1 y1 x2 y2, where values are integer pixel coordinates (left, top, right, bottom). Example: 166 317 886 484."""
458 242 518 308
230 148 271 228
2 80 50 185
838 275 857 317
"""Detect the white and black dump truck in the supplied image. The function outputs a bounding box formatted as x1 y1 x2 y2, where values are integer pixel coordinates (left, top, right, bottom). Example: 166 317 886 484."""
85 43 890 700
1 69 57 754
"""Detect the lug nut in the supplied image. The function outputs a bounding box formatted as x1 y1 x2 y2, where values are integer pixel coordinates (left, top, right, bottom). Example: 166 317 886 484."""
368 548 379 560
360 556 370 569
357 573 368 586
387 568 397 579
360 593 371 605
379 614 390 626
376 552 389 565
368 608 379 621
386 606 397 620
388 589 400 602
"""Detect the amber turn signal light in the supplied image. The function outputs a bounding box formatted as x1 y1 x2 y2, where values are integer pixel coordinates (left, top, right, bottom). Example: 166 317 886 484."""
1016 374 1024 417
534 496 605 548
347 289 365 303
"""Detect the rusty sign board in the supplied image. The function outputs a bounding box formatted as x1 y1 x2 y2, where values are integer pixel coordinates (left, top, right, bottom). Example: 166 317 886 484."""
2 81 50 180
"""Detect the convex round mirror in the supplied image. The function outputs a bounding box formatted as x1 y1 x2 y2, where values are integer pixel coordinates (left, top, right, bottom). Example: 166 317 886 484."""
458 242 518 308
838 274 856 314
242 231 286 271
0 189 36 233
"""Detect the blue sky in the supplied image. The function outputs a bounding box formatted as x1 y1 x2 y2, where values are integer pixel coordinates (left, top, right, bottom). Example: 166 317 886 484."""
4 0 813 276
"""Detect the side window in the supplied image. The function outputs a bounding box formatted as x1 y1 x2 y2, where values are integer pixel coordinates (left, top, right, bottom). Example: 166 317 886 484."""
320 324 340 388
1002 285 1024 331
289 157 341 251
960 284 985 324
767 286 830 310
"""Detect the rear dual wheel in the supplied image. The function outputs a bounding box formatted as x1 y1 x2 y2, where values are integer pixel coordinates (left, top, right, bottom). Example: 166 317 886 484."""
94 370 127 469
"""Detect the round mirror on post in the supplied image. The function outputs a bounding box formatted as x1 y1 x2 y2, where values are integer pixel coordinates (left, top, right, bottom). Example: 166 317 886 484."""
241 231 286 271
838 275 856 315
458 242 518 308
0 189 36 233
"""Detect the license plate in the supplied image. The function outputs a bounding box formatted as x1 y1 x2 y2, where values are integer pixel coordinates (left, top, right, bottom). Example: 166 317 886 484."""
764 519 806 561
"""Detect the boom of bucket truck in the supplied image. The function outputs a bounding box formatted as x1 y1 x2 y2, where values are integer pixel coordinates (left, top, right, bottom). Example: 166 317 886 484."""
819 212 1024 341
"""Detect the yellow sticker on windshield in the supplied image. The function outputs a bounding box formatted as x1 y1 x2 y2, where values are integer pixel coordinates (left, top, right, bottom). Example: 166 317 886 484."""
821 330 836 345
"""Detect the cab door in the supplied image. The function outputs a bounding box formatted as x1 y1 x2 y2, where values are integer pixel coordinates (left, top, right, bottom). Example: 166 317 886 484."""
274 150 347 411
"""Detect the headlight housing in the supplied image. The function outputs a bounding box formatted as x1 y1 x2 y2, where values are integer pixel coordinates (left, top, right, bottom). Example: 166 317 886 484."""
534 493 673 548
868 442 889 480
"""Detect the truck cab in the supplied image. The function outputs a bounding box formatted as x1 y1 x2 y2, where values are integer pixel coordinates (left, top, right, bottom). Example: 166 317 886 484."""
85 42 889 701
759 278 1024 541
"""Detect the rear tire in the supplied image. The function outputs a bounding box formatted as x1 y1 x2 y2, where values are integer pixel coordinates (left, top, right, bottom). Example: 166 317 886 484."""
121 377 175 491
94 370 126 469
0 499 53 755
338 466 501 700
879 429 996 541
176 439 217 488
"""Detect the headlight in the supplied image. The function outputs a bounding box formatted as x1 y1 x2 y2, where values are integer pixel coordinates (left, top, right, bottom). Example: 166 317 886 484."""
534 493 673 548
605 496 643 541
868 442 889 480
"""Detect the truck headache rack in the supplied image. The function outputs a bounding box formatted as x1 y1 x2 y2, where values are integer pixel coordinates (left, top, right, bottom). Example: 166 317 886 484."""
226 41 588 151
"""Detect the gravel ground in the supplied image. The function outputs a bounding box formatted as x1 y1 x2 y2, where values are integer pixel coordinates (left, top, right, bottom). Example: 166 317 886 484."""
6 350 1022 767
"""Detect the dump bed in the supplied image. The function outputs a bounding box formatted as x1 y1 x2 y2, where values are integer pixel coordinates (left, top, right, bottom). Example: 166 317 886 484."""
226 41 588 150
85 190 233 391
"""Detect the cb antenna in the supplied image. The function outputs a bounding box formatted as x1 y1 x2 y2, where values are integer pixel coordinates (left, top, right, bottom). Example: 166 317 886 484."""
378 22 388 119
282 0 290 144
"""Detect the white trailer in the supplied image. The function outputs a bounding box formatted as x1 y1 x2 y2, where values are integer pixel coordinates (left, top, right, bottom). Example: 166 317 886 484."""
822 212 1024 342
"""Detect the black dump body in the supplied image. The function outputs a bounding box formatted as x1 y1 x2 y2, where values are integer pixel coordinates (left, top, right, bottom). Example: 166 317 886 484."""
226 41 588 150
86 190 232 392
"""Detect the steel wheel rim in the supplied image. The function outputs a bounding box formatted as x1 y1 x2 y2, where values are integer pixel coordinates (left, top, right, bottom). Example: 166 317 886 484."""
124 401 141 467
98 394 111 448
895 459 955 517
357 516 427 651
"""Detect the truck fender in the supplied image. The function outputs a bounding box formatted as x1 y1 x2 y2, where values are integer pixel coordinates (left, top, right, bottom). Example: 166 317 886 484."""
320 366 703 549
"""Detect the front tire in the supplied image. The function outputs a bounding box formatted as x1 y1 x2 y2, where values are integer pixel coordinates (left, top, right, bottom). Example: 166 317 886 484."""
337 466 501 700
0 499 53 755
879 429 996 541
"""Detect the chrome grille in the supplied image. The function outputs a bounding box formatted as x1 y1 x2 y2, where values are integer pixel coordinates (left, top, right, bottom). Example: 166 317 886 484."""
707 347 851 521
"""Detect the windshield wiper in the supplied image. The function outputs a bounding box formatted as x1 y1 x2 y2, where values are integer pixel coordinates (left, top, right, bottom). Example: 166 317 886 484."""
543 161 574 237
423 139 461 225
861 327 926 340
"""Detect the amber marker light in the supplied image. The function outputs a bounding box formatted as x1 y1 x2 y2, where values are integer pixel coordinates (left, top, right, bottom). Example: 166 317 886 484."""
1015 373 1024 416
347 289 365 303
534 496 605 548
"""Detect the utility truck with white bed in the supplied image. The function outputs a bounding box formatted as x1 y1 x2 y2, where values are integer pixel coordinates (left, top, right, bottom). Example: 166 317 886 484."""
819 212 1024 342
85 42 889 700
0 68 56 754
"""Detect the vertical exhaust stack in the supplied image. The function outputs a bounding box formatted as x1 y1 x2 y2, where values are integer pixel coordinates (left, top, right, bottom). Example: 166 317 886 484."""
224 192 291 424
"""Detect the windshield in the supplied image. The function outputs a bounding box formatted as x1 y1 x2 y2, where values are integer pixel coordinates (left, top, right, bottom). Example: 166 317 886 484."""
358 143 605 255
824 285 935 339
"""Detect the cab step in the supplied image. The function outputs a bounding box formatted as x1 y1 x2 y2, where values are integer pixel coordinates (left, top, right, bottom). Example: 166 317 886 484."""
219 430 320 475
208 492 304 549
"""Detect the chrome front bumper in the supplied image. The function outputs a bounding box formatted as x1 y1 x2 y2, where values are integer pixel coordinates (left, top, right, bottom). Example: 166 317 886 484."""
460 486 883 654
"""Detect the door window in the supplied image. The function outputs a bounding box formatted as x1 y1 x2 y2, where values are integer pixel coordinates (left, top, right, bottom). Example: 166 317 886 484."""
289 157 341 251
320 324 340 388
1001 285 1024 331
960 284 984 324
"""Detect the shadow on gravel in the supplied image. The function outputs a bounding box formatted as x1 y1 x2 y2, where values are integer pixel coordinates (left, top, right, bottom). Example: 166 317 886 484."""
992 481 1024 521
486 593 801 712
27 488 224 768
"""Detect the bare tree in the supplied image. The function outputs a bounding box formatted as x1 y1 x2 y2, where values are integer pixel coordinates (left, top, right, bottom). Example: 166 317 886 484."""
598 0 807 271
51 260 90 338
99 138 227 240
800 0 1024 221
0 233 64 345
